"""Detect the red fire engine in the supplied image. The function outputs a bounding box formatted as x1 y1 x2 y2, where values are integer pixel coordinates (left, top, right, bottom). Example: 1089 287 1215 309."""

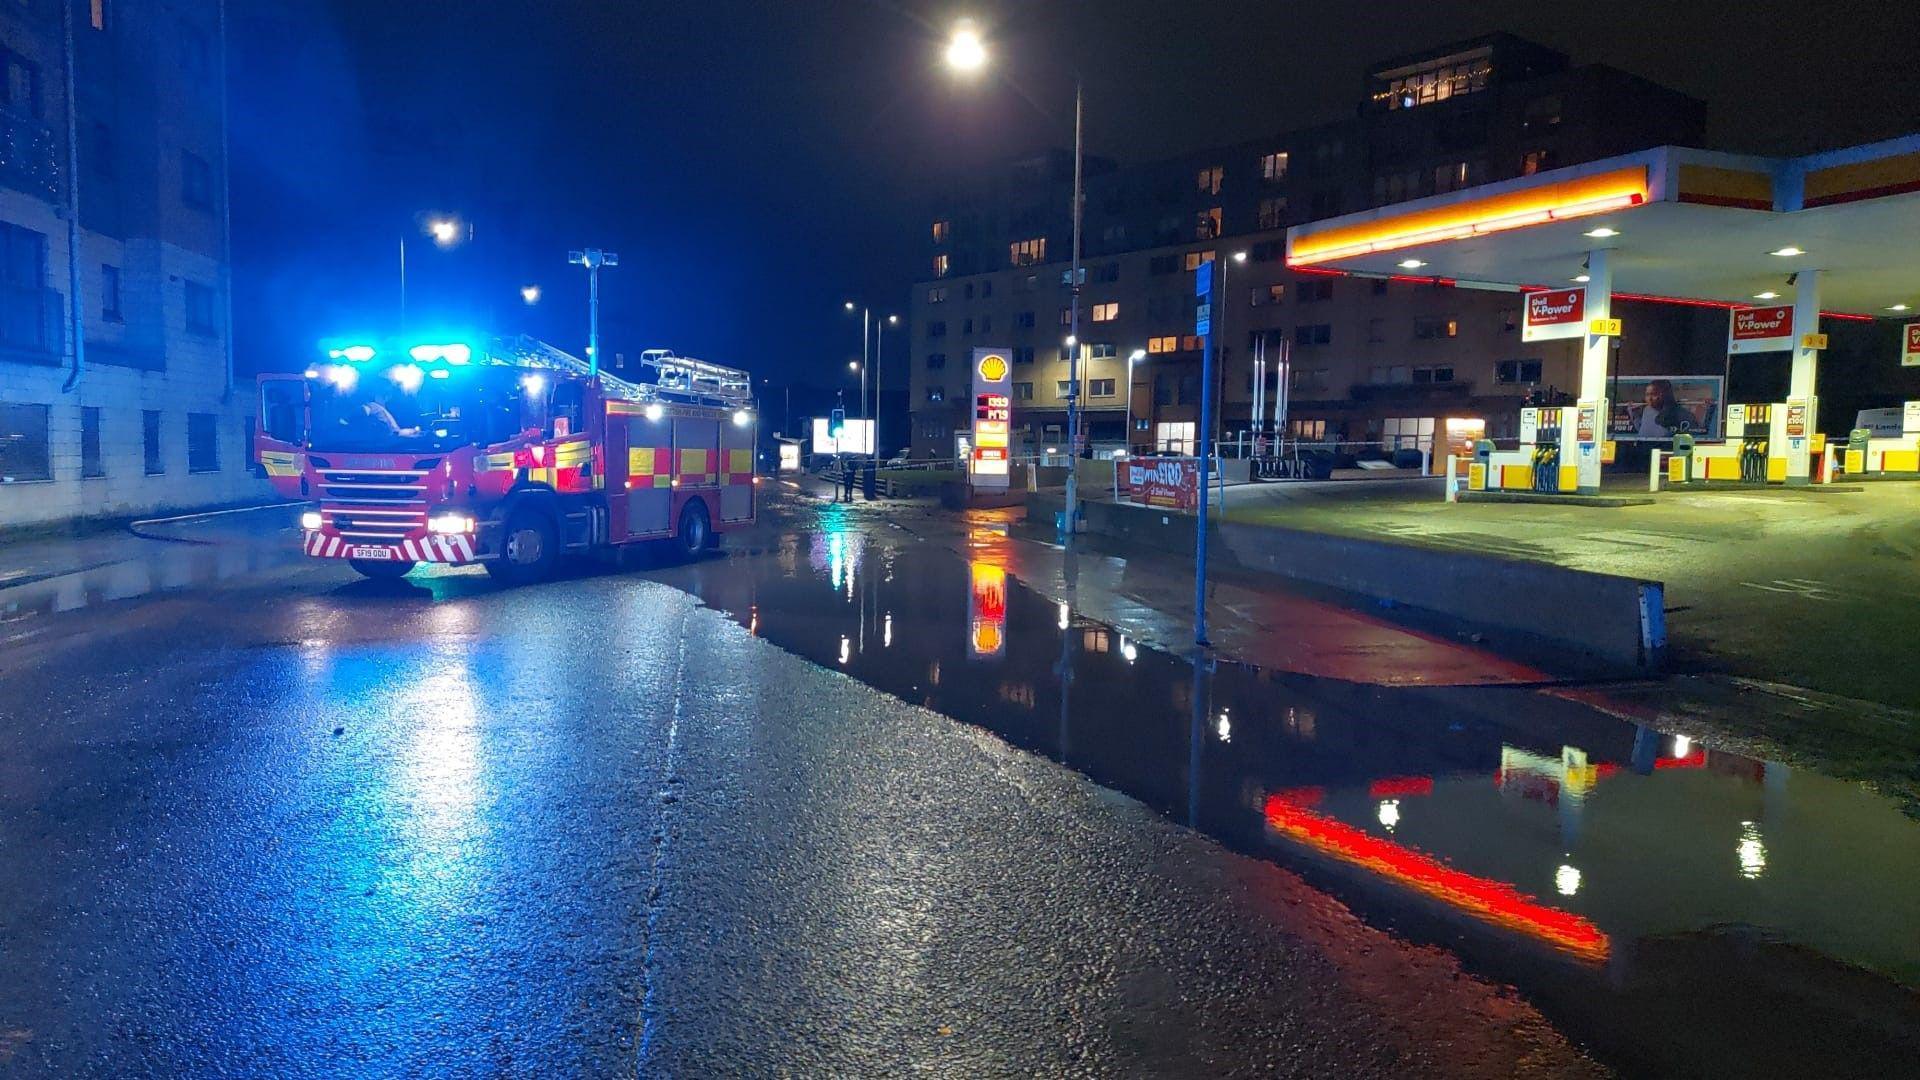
254 336 758 582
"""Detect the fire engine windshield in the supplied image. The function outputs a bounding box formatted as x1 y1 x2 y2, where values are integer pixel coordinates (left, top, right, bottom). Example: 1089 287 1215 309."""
307 363 535 453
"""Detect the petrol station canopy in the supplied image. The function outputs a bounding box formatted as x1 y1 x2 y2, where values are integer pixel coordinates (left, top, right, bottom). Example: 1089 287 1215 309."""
1285 136 1920 316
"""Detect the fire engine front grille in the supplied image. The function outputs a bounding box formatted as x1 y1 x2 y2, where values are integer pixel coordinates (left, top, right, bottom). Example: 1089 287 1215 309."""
318 468 430 539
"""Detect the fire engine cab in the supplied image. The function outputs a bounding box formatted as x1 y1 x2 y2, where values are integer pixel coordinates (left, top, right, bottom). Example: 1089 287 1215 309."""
254 336 758 582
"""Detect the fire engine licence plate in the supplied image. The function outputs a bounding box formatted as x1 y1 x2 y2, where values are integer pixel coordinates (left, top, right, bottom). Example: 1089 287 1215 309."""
350 546 394 560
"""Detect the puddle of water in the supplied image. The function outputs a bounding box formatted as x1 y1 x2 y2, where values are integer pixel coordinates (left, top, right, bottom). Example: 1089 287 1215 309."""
662 513 1920 1075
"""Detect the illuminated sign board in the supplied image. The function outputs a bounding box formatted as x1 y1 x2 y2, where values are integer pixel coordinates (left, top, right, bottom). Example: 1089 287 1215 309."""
970 347 1012 489
1902 322 1920 367
1521 288 1586 342
1728 305 1794 354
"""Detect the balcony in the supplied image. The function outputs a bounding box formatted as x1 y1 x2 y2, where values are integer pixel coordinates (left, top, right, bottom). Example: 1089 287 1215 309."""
0 110 60 201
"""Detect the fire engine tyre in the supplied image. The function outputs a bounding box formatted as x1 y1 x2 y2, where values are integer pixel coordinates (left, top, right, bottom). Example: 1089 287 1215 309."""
678 500 712 557
488 506 559 585
350 558 416 580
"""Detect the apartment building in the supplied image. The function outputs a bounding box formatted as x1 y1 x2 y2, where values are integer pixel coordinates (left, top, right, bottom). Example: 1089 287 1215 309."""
0 0 255 529
908 34 1717 458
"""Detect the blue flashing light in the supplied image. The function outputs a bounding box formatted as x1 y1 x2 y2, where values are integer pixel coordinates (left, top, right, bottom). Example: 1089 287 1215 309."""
429 368 452 380
408 342 477 365
328 344 377 362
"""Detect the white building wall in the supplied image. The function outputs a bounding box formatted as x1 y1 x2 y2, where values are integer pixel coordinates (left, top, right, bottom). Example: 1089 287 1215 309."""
0 187 261 530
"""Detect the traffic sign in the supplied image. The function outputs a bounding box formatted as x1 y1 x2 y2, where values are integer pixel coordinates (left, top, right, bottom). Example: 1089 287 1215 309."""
1194 261 1214 296
1195 302 1211 337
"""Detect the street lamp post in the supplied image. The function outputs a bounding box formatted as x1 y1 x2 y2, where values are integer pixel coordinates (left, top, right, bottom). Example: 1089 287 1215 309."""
399 214 466 332
946 23 1086 544
1124 348 1145 455
876 313 897 458
568 248 619 377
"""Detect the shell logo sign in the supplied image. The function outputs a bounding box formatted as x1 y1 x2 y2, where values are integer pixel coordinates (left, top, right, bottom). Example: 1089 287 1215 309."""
977 352 1009 383
971 346 1014 490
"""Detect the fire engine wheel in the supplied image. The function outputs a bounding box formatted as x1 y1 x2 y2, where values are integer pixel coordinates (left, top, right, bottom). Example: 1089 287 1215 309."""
488 507 559 584
678 500 712 557
349 558 416 580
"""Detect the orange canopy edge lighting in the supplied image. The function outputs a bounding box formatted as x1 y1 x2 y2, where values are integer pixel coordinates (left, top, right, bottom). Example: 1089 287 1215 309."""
1289 166 1650 266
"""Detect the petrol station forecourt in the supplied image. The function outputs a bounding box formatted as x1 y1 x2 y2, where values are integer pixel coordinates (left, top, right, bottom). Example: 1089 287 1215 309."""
1209 135 1920 717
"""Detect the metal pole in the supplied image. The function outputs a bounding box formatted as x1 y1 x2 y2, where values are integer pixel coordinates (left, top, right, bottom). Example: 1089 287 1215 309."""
398 237 407 332
57 0 85 392
1064 78 1084 541
874 319 883 458
1195 255 1222 647
860 307 870 451
588 261 600 377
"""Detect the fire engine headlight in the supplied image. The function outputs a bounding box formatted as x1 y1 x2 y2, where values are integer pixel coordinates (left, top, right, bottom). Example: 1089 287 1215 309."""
428 513 476 535
300 511 323 530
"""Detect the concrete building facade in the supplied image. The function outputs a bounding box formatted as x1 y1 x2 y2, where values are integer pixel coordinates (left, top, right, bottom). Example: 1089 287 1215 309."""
0 0 256 529
907 35 1720 460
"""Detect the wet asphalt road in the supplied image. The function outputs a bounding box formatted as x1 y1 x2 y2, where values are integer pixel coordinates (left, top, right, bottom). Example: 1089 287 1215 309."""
0 505 1599 1077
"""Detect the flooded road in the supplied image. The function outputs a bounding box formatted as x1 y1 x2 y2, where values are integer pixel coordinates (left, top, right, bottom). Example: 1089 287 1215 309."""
659 507 1920 1077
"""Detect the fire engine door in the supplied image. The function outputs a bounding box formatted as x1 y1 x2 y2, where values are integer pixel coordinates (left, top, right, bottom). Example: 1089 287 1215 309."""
255 374 308 494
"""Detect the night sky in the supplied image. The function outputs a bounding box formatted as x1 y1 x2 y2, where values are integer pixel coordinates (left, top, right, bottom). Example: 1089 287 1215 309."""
229 0 1920 388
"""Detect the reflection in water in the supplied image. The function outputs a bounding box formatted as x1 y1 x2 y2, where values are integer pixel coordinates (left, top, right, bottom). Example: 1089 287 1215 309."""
670 524 1920 1069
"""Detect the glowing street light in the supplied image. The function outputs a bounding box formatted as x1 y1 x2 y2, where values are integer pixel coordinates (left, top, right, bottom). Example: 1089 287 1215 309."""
945 23 987 72
521 284 542 305
428 217 463 248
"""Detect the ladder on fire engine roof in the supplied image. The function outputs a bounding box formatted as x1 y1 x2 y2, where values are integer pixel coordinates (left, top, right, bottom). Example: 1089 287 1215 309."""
487 336 752 408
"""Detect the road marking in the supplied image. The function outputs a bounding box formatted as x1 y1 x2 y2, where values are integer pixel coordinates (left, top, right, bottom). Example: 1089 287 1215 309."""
1738 578 1847 602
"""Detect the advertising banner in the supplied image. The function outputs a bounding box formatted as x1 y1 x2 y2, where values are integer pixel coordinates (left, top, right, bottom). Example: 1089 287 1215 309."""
1903 322 1920 367
1121 457 1200 510
1521 288 1586 342
1728 305 1794 354
1607 375 1723 441
970 346 1013 490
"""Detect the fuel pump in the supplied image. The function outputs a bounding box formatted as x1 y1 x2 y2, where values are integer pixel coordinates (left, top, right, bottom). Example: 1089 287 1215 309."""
1532 418 1563 492
1738 404 1772 484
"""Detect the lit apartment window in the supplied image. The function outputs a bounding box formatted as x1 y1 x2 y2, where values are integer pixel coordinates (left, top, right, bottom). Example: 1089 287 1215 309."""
1257 196 1288 230
1266 283 1286 305
1196 166 1223 195
1413 315 1459 340
90 0 108 30
1155 421 1196 455
932 254 950 278
931 219 951 243
1378 55 1492 110
1009 238 1046 266
1290 418 1327 441
1147 335 1178 354
1195 207 1221 240
1183 250 1215 272
1522 149 1557 176
1180 335 1203 352
927 286 947 304
1091 302 1118 323
1260 151 1290 182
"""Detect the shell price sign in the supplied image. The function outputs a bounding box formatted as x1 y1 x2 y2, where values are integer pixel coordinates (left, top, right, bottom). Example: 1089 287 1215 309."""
970 347 1013 489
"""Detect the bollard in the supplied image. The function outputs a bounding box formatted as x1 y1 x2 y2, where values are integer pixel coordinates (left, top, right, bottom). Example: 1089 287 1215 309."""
1649 449 1664 493
1444 453 1459 502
